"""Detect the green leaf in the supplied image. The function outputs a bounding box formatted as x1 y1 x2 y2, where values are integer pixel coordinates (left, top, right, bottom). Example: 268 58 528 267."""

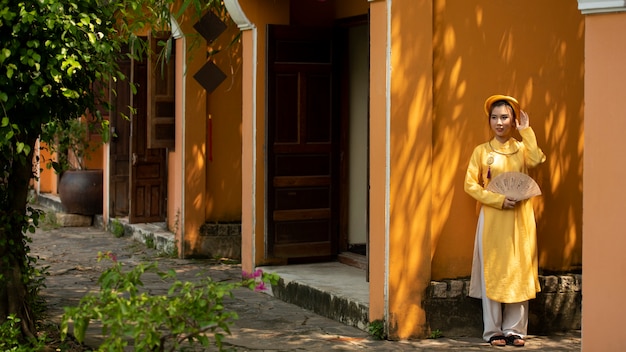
0 48 10 61
73 318 89 343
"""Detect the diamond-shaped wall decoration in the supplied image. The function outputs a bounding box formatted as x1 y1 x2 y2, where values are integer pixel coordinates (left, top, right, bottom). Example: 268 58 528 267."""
193 11 227 43
193 61 227 93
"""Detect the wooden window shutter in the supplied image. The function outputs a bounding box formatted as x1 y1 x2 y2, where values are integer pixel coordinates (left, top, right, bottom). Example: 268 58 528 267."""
147 32 176 149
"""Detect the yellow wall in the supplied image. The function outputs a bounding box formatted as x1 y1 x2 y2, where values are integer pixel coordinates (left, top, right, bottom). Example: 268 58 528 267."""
582 11 626 352
431 0 584 279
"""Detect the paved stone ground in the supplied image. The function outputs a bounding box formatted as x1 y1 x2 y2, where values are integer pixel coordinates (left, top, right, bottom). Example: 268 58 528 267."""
31 221 581 351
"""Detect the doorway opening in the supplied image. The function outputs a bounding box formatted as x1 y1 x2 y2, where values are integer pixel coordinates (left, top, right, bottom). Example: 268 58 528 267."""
109 42 168 224
265 15 370 274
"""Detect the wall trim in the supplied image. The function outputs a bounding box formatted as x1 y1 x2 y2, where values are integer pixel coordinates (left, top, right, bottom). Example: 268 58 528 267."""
578 0 626 14
224 0 254 30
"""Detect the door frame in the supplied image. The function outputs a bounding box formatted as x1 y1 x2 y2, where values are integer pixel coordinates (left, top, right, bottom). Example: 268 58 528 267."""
336 15 369 255
264 15 370 265
265 24 339 261
109 42 168 224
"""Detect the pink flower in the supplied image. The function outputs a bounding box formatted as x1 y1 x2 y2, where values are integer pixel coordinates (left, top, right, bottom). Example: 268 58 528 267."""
97 251 117 262
242 268 264 279
254 281 267 292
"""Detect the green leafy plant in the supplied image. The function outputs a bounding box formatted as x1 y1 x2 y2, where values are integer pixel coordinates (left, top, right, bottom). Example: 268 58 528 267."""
109 218 125 238
145 235 156 249
24 251 49 319
0 315 46 352
0 0 228 342
163 241 178 258
368 319 385 340
429 328 443 339
1 248 48 352
43 117 107 173
36 209 60 231
61 251 279 351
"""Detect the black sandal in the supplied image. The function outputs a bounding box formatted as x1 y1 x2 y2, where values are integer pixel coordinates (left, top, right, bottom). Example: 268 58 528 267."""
489 335 507 347
506 334 525 347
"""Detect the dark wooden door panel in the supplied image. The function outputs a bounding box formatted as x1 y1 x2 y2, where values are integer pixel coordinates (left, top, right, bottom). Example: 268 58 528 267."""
267 25 338 260
275 187 330 210
147 33 175 149
129 51 167 224
110 58 132 216
133 183 163 218
110 43 168 223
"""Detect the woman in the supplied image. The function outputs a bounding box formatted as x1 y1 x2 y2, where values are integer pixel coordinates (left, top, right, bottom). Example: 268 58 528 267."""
464 95 546 347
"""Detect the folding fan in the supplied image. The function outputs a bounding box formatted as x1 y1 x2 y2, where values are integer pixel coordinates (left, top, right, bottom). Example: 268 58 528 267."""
485 172 542 200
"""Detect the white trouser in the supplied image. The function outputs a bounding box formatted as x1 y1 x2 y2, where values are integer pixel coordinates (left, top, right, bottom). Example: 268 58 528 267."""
476 209 528 341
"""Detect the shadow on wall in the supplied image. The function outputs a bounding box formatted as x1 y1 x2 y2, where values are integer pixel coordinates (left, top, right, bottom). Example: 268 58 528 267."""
428 0 584 280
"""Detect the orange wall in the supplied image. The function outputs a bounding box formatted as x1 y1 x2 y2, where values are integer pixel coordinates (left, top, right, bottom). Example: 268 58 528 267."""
240 27 255 273
167 37 185 240
205 18 244 221
335 0 369 19
178 7 208 256
385 0 436 339
367 0 387 328
36 124 105 195
372 0 584 338
234 0 584 339
37 142 58 194
431 0 584 279
388 0 435 339
237 0 290 269
582 11 626 352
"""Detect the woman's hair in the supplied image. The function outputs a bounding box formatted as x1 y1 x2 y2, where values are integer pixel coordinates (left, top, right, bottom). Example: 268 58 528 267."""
489 100 517 119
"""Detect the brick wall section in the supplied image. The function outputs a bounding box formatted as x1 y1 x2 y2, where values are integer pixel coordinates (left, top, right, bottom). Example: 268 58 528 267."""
199 222 242 259
425 274 582 336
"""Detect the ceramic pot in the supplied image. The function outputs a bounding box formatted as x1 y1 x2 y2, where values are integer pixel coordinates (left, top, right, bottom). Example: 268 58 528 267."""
58 169 103 215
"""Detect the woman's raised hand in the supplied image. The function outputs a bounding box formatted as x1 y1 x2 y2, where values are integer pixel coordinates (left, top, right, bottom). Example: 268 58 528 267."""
517 110 530 130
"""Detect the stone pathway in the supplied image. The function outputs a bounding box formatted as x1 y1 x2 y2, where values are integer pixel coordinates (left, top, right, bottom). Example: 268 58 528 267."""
31 222 581 351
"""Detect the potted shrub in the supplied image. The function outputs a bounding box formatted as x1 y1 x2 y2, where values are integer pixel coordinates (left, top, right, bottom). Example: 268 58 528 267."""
43 117 109 215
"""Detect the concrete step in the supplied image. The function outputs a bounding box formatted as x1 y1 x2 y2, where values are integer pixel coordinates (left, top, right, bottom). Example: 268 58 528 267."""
34 193 65 213
260 262 370 331
37 193 176 256
97 216 177 257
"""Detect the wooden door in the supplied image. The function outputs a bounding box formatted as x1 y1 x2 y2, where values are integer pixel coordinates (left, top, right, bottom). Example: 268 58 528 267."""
129 58 167 223
109 57 132 216
267 25 339 260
